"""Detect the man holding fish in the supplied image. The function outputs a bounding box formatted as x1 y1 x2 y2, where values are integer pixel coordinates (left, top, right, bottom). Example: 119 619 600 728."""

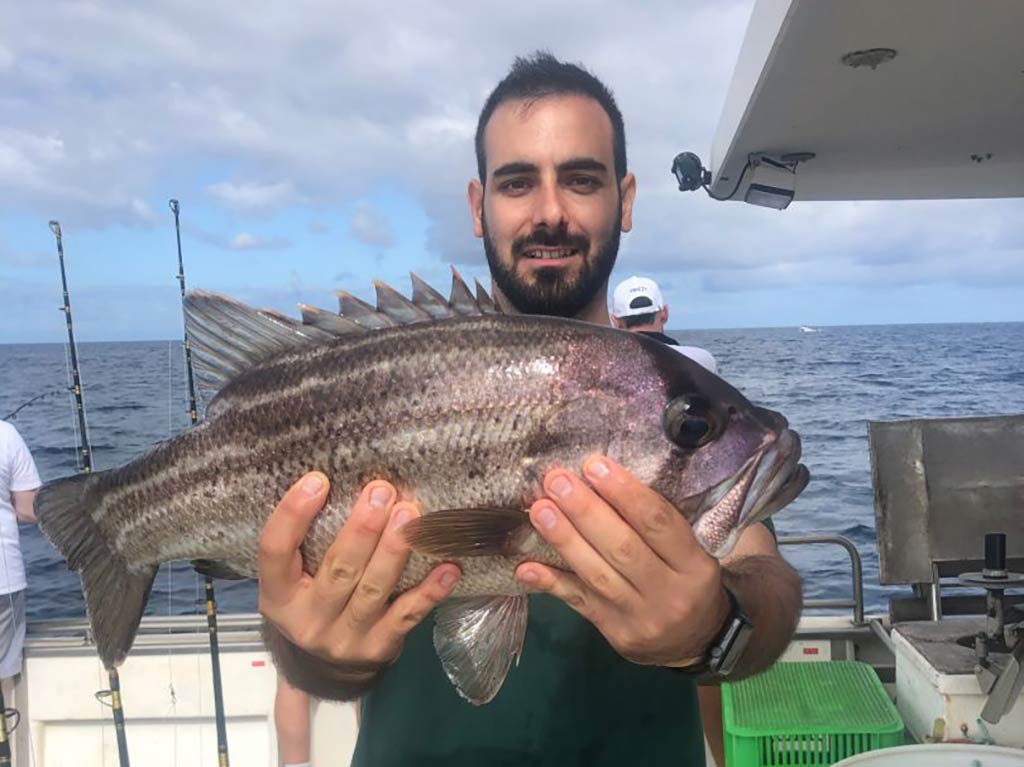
258 53 804 765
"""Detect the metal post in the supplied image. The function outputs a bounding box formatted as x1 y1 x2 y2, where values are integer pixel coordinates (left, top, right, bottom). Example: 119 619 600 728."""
51 221 130 766
169 199 231 766
929 582 943 621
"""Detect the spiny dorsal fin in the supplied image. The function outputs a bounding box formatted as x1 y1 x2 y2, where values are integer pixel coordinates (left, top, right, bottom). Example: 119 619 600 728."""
299 303 365 336
184 290 324 403
449 267 480 316
374 280 433 324
257 307 294 324
186 275 504 404
475 280 499 314
260 308 335 341
411 273 452 319
327 273 505 328
338 290 396 329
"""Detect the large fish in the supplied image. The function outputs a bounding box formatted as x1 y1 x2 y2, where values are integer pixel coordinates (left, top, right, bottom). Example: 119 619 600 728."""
36 272 809 704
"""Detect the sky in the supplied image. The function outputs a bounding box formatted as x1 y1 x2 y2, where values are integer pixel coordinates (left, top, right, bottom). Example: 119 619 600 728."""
1 0 1021 344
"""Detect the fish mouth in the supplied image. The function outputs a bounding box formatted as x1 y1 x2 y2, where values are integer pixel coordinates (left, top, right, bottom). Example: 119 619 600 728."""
692 423 810 556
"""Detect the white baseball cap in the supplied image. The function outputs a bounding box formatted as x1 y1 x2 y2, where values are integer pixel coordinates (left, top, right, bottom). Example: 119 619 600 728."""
612 276 665 318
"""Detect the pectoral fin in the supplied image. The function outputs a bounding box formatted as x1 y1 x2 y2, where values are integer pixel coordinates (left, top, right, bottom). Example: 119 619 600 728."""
433 596 528 705
402 508 532 558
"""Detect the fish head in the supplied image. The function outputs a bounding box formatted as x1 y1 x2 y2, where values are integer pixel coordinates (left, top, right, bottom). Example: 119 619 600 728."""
598 332 809 557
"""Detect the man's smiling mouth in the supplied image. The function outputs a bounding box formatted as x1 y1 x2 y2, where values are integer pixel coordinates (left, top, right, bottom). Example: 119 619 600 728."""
522 247 580 259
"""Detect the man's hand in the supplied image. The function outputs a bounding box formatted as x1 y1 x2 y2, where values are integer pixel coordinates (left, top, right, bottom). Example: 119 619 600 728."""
514 456 732 667
258 472 461 675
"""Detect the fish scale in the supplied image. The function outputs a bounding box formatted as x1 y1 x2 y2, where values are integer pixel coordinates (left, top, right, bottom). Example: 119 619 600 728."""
36 274 808 705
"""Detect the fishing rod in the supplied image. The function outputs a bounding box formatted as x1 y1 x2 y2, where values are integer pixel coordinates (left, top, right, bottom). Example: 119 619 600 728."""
50 221 93 473
1 389 63 422
49 220 132 767
169 198 231 767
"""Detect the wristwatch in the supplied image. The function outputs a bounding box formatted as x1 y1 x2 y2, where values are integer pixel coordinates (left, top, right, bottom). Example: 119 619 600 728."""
671 586 753 678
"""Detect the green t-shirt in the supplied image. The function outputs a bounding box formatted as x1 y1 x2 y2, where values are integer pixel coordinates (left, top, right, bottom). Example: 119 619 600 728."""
353 594 705 767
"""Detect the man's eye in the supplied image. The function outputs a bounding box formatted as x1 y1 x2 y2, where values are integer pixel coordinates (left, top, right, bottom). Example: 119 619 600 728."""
568 176 600 191
499 179 531 194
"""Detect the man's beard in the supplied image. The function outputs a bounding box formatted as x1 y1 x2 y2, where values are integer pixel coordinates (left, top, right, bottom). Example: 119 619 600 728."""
483 211 621 319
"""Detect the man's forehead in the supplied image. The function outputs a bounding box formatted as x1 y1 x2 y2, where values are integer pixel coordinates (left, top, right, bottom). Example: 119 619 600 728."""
483 94 615 173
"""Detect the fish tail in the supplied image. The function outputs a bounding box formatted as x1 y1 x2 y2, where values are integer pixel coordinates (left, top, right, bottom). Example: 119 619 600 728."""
37 472 157 668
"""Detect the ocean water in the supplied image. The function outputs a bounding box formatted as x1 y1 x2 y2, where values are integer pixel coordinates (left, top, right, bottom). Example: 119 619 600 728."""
1 322 1022 622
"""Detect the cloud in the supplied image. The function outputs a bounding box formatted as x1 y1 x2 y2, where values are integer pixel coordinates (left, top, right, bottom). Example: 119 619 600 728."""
348 202 395 249
228 232 290 251
129 197 159 223
182 222 290 251
206 180 300 211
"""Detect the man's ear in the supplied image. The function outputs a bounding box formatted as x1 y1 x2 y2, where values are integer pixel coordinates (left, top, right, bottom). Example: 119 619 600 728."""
467 179 485 238
619 172 637 233
611 315 624 329
661 305 670 325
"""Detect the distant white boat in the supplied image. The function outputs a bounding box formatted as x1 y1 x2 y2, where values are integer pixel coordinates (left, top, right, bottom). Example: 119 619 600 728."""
799 326 819 333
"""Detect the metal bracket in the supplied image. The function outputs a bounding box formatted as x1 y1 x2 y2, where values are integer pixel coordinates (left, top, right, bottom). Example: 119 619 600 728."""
980 638 1024 724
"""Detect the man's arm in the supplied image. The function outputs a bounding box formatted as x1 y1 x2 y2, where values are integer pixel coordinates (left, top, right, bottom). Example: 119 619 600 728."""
716 523 802 679
11 488 38 524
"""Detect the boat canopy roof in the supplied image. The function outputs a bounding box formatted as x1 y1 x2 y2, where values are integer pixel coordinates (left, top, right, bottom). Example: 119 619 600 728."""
710 0 1024 202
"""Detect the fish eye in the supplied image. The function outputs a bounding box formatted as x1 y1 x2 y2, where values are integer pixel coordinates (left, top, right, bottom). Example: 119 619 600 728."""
663 395 717 449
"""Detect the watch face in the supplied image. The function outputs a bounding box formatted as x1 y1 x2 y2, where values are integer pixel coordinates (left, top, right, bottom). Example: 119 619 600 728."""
717 620 754 676
709 588 753 676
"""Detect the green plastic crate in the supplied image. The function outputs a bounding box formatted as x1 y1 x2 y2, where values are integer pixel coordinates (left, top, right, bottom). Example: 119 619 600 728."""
721 661 904 767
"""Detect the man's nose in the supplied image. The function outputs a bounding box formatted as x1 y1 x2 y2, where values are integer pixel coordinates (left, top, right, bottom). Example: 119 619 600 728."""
531 181 568 230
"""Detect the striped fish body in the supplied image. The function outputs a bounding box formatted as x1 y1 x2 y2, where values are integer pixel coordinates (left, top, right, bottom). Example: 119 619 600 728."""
93 313 648 589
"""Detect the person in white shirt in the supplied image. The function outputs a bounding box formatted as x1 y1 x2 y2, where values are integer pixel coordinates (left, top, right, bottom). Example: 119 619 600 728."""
611 276 719 375
0 419 41 681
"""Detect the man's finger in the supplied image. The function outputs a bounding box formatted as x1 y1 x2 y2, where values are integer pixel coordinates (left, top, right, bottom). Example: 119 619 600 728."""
258 472 330 604
515 563 600 624
582 456 700 570
542 468 656 587
311 481 397 615
341 501 420 629
528 499 635 606
375 564 461 642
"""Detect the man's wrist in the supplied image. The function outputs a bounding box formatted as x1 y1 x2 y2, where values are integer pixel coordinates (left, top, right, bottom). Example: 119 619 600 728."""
667 584 753 678
665 582 732 669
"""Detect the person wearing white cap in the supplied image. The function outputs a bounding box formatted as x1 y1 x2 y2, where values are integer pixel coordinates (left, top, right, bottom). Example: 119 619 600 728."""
611 276 718 375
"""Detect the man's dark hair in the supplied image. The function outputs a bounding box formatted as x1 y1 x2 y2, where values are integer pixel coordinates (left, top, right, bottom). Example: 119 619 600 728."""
621 312 658 329
475 51 627 184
